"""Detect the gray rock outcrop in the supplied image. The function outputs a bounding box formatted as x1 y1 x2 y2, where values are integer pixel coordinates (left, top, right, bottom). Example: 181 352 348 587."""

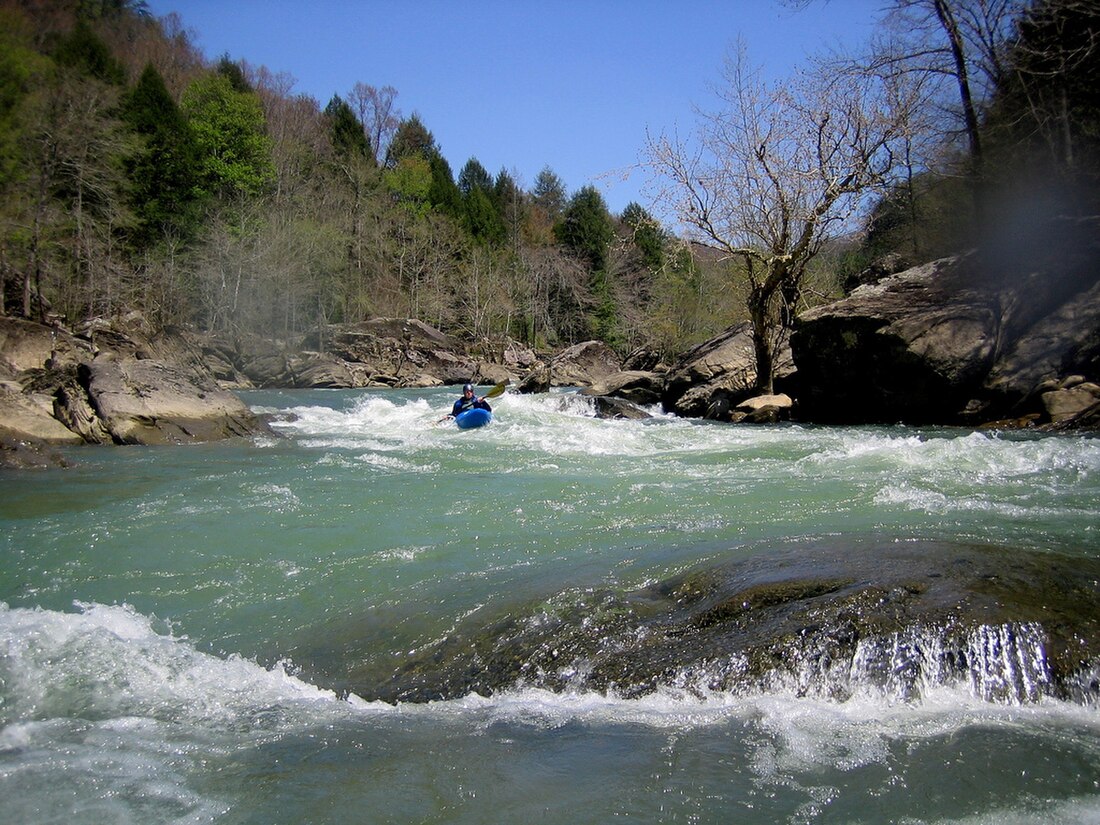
791 219 1100 425
0 316 272 465
662 322 795 419
578 370 664 406
549 340 622 387
81 355 266 445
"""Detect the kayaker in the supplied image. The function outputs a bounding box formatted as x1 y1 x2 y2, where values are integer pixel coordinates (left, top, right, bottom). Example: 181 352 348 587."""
448 383 492 419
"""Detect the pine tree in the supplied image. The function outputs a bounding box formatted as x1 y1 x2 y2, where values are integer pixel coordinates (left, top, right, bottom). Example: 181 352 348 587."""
53 19 125 85
622 202 665 272
556 185 613 272
457 157 492 195
532 166 566 220
384 114 436 167
324 94 373 161
121 63 202 249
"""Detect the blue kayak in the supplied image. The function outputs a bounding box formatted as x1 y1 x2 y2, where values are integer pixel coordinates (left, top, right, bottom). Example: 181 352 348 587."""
455 408 492 429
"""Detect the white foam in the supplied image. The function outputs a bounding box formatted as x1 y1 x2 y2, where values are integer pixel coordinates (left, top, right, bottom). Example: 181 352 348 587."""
0 602 367 731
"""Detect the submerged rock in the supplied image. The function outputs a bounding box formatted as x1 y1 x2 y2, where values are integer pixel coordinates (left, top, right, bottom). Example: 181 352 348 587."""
305 540 1100 706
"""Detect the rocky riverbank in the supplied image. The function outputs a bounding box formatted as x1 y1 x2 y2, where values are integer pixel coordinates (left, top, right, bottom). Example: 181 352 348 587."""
3 220 1099 468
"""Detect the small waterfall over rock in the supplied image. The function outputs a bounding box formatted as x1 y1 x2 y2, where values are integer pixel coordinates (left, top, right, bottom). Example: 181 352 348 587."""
317 540 1100 707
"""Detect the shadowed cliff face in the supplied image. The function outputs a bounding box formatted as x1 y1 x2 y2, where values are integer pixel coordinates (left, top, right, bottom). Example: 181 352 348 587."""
791 218 1100 426
288 540 1100 706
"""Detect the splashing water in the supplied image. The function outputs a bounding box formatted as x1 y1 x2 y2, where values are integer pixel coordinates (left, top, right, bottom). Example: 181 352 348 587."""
2 386 1099 824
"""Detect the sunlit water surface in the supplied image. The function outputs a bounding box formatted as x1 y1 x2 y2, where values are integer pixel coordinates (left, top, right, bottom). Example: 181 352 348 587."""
2 387 1099 824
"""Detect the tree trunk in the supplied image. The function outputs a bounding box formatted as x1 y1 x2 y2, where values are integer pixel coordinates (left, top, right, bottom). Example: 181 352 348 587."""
933 0 983 172
747 286 775 394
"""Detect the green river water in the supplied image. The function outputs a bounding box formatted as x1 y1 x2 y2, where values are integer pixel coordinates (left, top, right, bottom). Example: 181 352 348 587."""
2 386 1098 824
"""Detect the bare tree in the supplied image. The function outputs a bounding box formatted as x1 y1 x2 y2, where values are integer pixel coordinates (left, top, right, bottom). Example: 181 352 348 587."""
348 82 401 165
646 44 911 393
865 1 1024 175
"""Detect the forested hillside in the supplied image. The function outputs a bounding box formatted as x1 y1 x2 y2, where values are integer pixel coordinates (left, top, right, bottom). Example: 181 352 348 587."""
0 0 741 360
2 0 1097 374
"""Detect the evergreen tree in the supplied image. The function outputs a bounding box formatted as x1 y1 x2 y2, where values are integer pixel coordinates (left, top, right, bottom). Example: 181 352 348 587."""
457 157 492 195
121 63 202 249
384 113 436 167
427 152 462 217
463 185 505 245
456 157 504 243
557 185 618 344
215 54 252 93
324 94 373 161
532 166 566 220
556 185 613 272
53 19 125 85
622 202 664 272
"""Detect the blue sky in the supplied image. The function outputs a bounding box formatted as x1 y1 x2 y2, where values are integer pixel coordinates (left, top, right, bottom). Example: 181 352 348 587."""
144 0 882 215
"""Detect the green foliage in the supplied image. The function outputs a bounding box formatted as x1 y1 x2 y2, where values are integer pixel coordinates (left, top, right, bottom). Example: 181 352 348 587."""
427 152 462 217
181 71 274 200
0 13 49 191
383 154 433 215
532 166 566 219
622 202 665 272
121 63 203 249
0 1 716 361
457 157 505 244
53 19 125 85
457 157 492 195
463 185 505 245
384 113 436 167
215 55 252 93
556 185 614 272
324 94 373 161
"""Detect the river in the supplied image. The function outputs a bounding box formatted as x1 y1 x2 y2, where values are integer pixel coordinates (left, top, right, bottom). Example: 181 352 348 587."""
2 386 1098 823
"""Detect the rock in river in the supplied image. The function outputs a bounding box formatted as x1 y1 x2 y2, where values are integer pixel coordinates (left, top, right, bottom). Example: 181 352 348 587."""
291 539 1100 706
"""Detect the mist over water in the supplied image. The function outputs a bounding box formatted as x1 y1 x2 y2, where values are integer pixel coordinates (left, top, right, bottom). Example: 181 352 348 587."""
2 386 1099 824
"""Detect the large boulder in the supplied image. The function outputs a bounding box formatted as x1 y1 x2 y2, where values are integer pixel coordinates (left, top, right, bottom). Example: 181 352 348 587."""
0 384 84 446
290 354 356 389
663 323 795 419
578 370 665 406
315 539 1100 705
792 220 1100 425
0 316 90 373
548 340 622 387
83 355 271 445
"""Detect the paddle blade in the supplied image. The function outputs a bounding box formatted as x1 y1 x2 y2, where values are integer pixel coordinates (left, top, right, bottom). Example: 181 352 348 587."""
484 379 510 399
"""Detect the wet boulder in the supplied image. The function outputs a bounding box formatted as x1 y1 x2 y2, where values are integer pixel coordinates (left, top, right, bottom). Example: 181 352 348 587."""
730 393 794 423
578 370 664 406
590 395 653 420
321 540 1100 706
